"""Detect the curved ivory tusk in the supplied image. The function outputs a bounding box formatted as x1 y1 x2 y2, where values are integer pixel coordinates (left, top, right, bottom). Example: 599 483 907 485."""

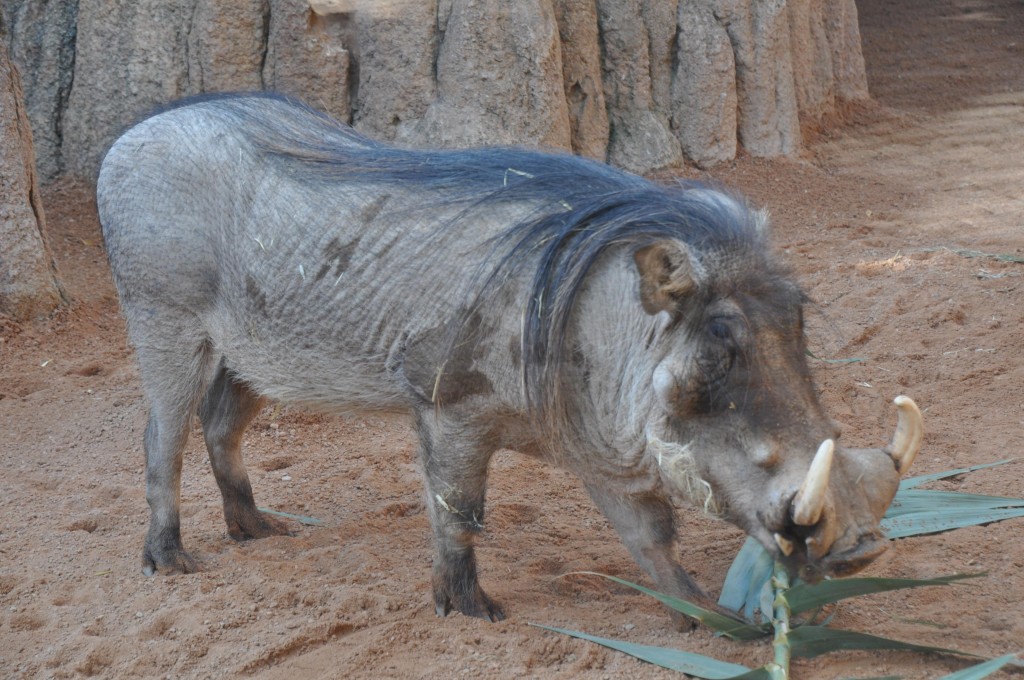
792 439 834 526
885 395 923 475
774 532 794 556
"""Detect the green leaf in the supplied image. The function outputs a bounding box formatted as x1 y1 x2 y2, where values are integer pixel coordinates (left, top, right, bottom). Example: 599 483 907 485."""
898 460 1016 491
785 574 983 614
256 507 326 526
936 652 1023 680
787 625 980 660
885 465 1024 537
895 617 951 630
882 507 1024 538
530 625 772 679
719 537 775 621
887 489 1024 518
946 248 1024 265
769 561 792 676
805 348 865 364
719 462 1024 619
572 572 768 641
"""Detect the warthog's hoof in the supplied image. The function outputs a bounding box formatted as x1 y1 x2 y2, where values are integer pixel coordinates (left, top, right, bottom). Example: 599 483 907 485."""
142 546 199 576
225 508 293 541
142 526 199 575
668 594 750 632
434 586 506 622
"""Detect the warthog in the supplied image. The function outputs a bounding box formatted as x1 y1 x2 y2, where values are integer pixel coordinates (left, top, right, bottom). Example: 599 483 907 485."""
98 93 922 622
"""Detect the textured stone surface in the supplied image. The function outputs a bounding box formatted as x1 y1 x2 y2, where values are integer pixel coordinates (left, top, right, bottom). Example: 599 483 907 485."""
0 29 62 319
263 0 350 122
350 0 437 142
62 0 192 176
725 0 803 157
596 0 682 173
640 0 679 115
825 0 869 101
2 0 78 181
788 0 835 120
187 0 268 93
672 0 737 167
6 0 872 178
552 0 608 160
404 0 571 150
56 0 350 176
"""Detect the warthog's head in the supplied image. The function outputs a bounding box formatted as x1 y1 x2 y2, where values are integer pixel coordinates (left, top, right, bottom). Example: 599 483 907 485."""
635 234 922 581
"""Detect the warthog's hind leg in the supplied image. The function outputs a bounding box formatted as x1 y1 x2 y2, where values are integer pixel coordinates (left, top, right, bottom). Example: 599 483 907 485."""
135 331 215 576
200 359 291 540
416 410 505 622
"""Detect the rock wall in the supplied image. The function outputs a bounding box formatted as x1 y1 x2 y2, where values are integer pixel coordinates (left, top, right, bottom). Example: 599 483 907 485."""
4 0 869 180
0 23 63 320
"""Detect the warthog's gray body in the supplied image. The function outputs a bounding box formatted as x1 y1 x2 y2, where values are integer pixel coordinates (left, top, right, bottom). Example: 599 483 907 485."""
98 94 917 622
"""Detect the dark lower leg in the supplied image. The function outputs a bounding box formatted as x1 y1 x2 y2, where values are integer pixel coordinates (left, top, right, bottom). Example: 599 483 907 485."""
200 363 289 540
432 540 504 621
142 411 197 575
418 412 503 621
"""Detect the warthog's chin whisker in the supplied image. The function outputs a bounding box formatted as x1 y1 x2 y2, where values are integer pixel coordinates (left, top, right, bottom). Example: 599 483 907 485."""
646 431 724 517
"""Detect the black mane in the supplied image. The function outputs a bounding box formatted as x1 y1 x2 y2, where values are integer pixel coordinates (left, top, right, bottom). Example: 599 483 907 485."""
178 93 771 421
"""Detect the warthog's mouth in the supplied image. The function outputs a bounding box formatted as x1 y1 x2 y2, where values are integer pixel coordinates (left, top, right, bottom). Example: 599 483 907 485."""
652 396 922 587
770 396 924 583
797 532 889 583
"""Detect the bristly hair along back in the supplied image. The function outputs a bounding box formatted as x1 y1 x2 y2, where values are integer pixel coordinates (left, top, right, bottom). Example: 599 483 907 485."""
171 93 772 433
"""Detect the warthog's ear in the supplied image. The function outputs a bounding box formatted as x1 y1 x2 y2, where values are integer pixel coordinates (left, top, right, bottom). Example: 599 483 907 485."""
633 240 704 315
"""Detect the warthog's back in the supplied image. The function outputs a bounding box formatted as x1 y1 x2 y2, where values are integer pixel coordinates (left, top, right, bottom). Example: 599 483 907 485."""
98 95 529 411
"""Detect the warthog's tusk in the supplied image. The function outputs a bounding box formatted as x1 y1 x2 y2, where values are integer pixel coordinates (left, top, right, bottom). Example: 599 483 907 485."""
792 439 834 526
774 532 794 556
885 395 923 475
805 535 827 561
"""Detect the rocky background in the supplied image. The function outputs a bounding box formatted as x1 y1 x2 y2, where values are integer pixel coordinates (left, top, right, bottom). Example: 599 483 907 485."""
1 0 869 319
0 22 63 320
4 0 868 181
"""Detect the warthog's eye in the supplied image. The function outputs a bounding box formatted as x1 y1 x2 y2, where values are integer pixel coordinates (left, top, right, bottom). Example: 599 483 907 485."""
696 316 742 390
706 316 744 355
708 319 733 342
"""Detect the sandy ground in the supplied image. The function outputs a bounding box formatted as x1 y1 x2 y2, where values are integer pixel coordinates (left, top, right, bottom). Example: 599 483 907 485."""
2 0 1023 677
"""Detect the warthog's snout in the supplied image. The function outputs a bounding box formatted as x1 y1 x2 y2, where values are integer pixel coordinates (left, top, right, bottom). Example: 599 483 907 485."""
767 396 923 580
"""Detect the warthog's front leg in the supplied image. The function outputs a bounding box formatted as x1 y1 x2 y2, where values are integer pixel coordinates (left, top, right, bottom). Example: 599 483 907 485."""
584 482 728 627
415 410 504 622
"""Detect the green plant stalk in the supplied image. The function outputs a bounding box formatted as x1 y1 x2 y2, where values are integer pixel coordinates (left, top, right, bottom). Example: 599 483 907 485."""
769 562 791 680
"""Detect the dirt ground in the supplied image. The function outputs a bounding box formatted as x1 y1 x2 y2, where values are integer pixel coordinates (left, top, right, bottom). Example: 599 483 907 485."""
2 0 1023 677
